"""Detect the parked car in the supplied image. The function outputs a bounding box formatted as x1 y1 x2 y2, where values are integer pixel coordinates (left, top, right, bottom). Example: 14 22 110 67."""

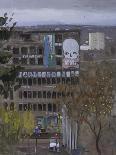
49 137 60 152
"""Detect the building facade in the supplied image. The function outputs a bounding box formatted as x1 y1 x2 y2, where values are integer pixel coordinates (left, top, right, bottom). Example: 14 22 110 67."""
7 28 80 130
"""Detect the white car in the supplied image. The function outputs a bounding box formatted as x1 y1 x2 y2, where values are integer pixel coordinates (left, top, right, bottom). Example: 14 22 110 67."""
49 138 60 152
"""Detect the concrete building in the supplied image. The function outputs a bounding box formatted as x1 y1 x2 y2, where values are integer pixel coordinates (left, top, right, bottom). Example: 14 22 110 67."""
6 28 80 130
89 32 105 50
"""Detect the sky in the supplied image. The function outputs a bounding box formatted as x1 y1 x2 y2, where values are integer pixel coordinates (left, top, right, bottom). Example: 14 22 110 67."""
0 0 116 26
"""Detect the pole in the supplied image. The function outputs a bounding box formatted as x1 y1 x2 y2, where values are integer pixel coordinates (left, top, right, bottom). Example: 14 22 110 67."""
35 137 37 154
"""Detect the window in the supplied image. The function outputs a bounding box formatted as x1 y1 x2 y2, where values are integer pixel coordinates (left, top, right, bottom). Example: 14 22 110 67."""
18 79 22 85
29 58 35 65
33 78 37 85
28 103 32 110
21 58 27 65
33 91 37 98
37 47 43 55
57 78 61 84
29 46 36 54
13 48 19 54
53 104 56 112
47 78 51 84
23 78 27 85
33 104 37 111
38 58 43 65
56 57 62 66
52 92 56 98
28 78 32 86
28 91 32 98
23 91 27 98
55 34 62 43
62 77 65 84
52 78 56 84
55 46 62 55
38 104 42 111
66 78 71 84
38 78 41 85
48 103 52 112
43 104 46 111
42 78 46 84
47 91 51 98
57 92 61 98
19 104 23 111
43 91 46 98
38 91 42 98
24 104 28 111
21 47 28 55
13 58 20 64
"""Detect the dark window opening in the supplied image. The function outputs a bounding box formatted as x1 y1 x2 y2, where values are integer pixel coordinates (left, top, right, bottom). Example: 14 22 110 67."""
57 78 61 84
19 104 23 111
21 47 28 55
21 58 27 65
29 46 36 54
43 104 46 111
33 78 37 85
13 47 19 54
47 91 51 98
55 34 62 43
52 78 56 84
29 58 35 65
66 78 71 84
13 58 20 64
48 103 52 112
43 91 46 98
38 104 42 111
42 78 46 84
47 78 51 84
18 79 22 85
24 91 27 98
38 91 42 98
38 58 43 65
37 47 43 55
38 78 41 85
28 103 32 110
23 78 27 85
52 92 56 98
57 92 61 98
62 77 65 84
28 78 32 86
33 104 37 111
33 91 37 98
56 58 62 66
53 104 56 112
55 46 62 55
28 91 32 98
24 104 28 111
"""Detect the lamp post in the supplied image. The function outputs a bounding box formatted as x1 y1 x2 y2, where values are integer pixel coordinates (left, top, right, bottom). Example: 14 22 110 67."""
34 126 40 154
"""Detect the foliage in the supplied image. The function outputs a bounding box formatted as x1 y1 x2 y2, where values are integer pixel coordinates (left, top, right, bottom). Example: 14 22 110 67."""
57 61 113 155
22 111 35 136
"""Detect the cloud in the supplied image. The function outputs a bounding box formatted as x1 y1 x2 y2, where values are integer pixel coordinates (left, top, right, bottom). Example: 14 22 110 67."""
9 9 116 26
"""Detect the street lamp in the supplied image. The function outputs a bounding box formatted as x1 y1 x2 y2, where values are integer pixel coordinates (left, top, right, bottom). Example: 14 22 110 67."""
34 126 40 154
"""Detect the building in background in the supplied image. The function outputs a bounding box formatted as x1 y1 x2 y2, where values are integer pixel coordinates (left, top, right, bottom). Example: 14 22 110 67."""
89 32 105 50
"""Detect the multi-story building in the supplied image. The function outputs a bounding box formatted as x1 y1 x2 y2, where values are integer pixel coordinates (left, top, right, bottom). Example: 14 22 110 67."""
7 28 80 129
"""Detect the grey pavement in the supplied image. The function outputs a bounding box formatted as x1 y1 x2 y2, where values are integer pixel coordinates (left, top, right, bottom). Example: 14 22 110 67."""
16 139 69 155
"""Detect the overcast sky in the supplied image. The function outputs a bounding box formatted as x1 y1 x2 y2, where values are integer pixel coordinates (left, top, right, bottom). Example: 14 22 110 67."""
0 0 116 26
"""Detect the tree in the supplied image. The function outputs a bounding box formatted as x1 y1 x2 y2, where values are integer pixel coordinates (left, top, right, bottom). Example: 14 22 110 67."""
57 61 113 155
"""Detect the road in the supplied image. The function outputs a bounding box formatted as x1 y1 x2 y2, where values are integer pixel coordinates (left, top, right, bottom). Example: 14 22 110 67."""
17 139 69 155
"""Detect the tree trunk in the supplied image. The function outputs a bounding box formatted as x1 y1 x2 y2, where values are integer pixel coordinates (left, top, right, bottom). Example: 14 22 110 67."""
96 136 101 155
